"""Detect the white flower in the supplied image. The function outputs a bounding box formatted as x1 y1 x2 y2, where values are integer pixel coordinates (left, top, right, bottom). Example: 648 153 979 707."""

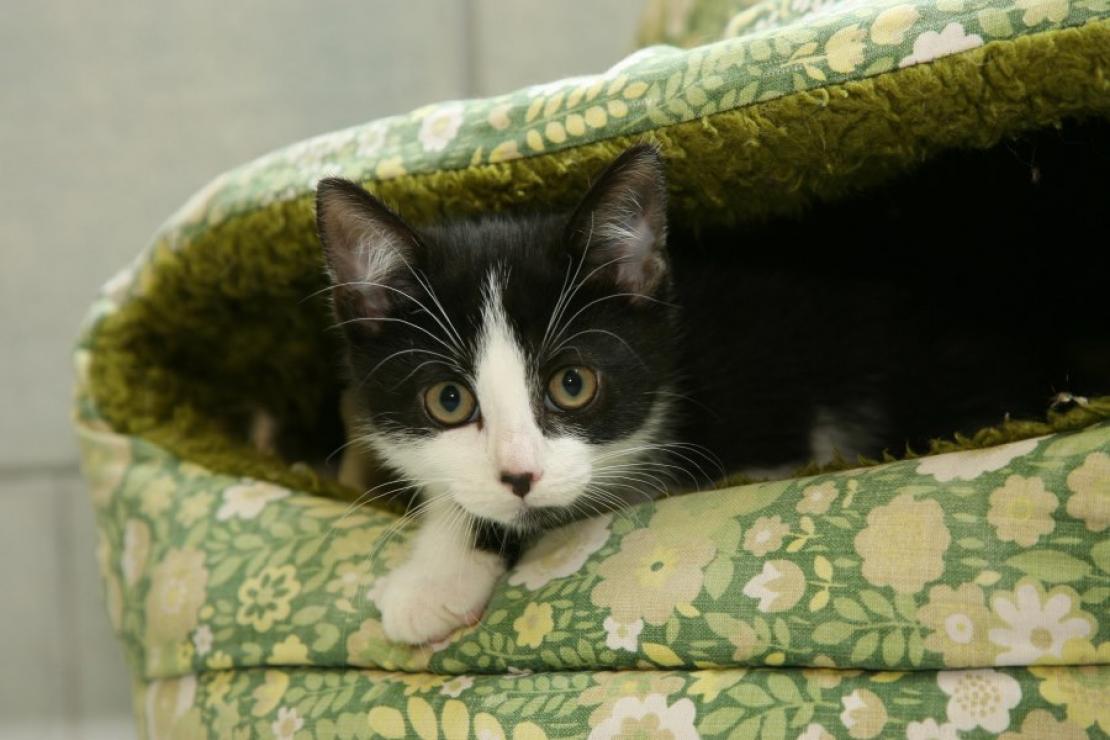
121 518 151 588
906 717 958 739
418 104 464 153
216 481 289 521
899 22 984 68
508 515 611 590
937 669 1021 732
603 616 644 652
589 694 698 740
191 624 213 657
989 582 1092 665
272 706 304 740
742 559 806 613
840 689 888 738
355 122 388 159
915 437 1041 482
798 723 835 740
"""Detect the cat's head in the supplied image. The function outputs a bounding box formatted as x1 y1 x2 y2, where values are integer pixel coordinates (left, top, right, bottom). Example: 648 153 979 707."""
317 144 680 530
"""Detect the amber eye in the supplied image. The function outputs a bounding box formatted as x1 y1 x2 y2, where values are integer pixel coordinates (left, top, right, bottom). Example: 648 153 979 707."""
546 366 599 411
423 381 478 426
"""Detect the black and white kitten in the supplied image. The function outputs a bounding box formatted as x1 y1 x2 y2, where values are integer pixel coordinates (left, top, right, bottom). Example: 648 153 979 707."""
316 142 1104 644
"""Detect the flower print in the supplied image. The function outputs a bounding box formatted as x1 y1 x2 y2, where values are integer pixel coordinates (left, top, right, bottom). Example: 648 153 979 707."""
937 669 1021 732
987 475 1057 546
916 437 1039 481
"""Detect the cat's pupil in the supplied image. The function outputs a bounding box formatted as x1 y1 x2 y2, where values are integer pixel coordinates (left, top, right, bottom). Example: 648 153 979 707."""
562 369 582 397
440 384 461 412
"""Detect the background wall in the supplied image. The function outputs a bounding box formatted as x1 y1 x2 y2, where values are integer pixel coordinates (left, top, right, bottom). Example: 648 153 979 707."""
0 2 634 736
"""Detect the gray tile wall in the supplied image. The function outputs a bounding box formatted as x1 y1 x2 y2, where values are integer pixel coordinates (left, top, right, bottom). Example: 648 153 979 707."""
0 1 635 734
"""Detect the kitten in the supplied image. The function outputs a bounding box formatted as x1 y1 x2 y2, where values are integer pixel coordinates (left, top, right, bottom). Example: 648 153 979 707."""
316 142 1105 644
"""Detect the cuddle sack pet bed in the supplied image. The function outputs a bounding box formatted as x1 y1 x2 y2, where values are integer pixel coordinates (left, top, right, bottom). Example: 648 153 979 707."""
76 0 1110 736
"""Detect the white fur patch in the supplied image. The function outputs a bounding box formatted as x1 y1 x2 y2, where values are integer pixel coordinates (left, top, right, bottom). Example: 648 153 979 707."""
474 271 545 479
378 496 505 644
367 267 671 527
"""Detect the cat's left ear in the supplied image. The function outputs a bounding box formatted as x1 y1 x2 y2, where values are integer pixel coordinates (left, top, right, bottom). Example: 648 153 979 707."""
565 143 669 298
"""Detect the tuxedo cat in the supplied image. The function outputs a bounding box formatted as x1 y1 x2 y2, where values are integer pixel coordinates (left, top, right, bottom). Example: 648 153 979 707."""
316 142 1104 644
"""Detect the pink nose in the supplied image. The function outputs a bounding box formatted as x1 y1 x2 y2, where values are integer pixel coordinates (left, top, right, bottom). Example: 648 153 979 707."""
500 471 538 498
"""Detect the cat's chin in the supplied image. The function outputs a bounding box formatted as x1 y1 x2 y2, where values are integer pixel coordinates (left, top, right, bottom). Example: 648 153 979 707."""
454 497 576 533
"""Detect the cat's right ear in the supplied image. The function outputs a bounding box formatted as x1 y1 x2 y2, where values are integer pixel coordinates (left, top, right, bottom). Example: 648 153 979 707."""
316 178 421 333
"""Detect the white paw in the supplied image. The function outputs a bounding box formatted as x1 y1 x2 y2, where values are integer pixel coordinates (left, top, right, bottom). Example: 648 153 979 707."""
379 556 503 645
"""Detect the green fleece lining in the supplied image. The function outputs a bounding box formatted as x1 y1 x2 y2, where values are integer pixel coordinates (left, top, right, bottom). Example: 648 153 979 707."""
88 23 1110 501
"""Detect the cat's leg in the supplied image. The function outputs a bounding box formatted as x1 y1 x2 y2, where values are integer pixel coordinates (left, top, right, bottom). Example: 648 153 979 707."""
379 497 508 645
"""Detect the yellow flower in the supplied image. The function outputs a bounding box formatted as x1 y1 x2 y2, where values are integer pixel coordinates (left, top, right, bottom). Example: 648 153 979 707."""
145 547 209 644
686 668 746 702
743 515 790 556
825 25 867 73
591 526 715 626
250 670 289 717
839 688 888 738
1000 708 1088 739
987 475 1057 546
1031 641 1110 732
854 493 949 593
178 491 214 526
797 482 838 514
513 603 554 648
1016 0 1069 25
1065 452 1109 532
268 634 309 665
398 673 449 696
141 475 175 518
236 565 301 633
917 582 993 665
207 651 233 670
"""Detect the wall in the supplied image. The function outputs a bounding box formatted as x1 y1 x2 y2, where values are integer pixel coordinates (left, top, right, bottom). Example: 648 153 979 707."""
0 2 635 735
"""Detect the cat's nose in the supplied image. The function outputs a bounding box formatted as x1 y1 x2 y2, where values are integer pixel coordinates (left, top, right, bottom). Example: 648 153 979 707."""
499 471 537 498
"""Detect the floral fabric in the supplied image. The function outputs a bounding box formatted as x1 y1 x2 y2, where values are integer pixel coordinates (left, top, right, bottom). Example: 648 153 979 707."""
73 0 1110 735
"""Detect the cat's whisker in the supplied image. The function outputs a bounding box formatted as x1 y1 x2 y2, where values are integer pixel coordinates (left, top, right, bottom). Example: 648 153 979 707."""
547 290 677 351
331 315 460 357
551 328 643 366
387 358 462 391
394 255 468 353
542 254 628 354
318 278 465 357
358 348 462 390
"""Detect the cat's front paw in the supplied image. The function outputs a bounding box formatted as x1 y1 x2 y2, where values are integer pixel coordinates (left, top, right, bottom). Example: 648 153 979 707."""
379 555 503 645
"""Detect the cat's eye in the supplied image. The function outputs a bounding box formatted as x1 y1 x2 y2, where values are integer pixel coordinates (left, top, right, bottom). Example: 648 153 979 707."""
424 381 478 426
546 366 599 411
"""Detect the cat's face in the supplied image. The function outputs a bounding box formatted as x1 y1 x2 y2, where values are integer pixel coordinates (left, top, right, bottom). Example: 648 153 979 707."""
318 145 679 530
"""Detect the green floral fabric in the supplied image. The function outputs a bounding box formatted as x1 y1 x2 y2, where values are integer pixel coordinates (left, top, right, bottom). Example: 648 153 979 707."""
77 390 1110 736
74 0 1110 736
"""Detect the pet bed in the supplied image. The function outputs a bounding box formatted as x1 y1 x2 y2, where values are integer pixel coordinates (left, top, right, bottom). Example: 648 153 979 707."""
76 0 1110 736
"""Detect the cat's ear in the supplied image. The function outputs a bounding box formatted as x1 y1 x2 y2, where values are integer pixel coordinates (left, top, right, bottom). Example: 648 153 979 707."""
316 178 421 332
566 143 669 298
